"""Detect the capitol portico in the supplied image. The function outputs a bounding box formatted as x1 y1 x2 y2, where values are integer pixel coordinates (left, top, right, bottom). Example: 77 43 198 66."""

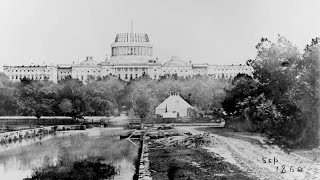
3 31 253 82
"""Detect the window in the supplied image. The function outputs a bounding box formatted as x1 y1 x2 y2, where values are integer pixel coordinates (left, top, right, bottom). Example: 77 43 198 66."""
154 75 156 79
125 74 128 79
136 74 138 78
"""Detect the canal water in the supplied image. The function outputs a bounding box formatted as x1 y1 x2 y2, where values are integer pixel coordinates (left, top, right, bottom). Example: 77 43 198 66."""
0 127 140 180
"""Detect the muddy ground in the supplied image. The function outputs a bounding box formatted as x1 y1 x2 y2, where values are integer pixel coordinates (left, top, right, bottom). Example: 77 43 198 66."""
147 126 320 180
148 142 253 180
177 126 320 180
147 128 254 180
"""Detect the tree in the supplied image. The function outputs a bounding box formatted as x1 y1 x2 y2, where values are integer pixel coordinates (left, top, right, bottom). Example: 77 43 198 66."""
58 98 73 115
231 36 320 148
222 74 261 115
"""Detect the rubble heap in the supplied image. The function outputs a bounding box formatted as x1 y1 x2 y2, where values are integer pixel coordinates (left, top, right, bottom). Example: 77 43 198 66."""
155 133 216 148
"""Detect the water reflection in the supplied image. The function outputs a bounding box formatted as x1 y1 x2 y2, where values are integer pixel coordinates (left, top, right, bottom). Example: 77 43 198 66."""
0 128 139 180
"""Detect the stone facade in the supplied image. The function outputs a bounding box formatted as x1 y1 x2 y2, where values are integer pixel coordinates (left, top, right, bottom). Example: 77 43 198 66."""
3 64 58 83
2 32 253 82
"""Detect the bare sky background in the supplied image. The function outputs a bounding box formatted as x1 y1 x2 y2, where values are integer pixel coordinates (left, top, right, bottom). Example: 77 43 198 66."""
0 0 319 70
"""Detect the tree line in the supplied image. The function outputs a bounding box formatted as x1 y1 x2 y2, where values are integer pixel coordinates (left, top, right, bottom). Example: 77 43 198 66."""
0 72 229 119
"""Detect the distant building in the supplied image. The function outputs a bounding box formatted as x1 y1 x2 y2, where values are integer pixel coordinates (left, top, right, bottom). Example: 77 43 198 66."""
155 92 193 118
162 56 193 78
3 63 58 83
2 30 253 82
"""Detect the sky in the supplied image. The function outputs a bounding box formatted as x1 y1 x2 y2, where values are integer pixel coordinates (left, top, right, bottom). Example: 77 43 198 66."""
0 0 319 70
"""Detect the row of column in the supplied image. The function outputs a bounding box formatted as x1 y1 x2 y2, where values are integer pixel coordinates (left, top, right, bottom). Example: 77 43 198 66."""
112 46 152 56
114 67 150 79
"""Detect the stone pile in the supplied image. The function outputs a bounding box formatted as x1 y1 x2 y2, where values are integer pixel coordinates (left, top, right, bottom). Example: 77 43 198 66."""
155 133 216 148
146 130 182 139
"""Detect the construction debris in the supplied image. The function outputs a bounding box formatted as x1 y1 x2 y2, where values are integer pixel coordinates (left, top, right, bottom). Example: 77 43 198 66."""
154 133 216 148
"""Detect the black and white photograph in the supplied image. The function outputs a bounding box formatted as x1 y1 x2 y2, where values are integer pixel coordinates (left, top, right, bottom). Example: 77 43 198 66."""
0 0 319 179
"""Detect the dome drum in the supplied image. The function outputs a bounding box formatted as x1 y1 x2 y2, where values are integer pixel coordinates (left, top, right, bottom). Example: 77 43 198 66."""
111 46 153 57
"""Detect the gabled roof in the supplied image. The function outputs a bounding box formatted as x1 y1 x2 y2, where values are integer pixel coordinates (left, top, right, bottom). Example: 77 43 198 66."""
156 93 192 110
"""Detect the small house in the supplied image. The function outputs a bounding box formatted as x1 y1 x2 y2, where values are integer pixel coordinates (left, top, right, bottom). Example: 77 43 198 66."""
155 92 193 118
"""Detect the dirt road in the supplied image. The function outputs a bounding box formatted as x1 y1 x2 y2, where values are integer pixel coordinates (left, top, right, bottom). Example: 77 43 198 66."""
175 126 320 180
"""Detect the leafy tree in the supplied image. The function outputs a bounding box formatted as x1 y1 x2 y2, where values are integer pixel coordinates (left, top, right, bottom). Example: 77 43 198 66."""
58 98 73 115
228 36 320 148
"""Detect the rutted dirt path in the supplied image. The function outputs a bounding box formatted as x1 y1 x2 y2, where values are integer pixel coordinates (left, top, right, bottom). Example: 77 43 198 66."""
175 126 320 180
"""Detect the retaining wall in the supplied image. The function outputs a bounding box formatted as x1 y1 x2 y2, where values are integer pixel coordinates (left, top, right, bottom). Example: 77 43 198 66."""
0 126 55 144
138 138 152 180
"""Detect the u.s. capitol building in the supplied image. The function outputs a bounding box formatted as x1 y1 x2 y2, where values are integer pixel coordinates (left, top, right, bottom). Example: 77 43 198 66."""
3 32 253 83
